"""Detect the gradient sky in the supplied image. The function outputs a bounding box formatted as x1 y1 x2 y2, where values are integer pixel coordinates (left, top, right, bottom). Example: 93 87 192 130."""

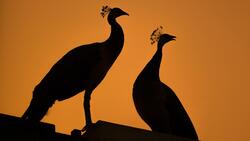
1 0 250 140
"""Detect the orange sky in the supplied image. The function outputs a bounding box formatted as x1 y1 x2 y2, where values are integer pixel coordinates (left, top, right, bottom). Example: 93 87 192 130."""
1 0 250 140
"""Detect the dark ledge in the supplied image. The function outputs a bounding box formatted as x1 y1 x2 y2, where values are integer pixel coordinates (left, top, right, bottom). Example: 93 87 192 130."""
0 113 194 141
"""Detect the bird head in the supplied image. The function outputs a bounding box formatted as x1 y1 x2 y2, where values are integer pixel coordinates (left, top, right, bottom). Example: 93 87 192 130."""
101 6 129 19
158 34 176 47
109 8 129 18
150 26 176 48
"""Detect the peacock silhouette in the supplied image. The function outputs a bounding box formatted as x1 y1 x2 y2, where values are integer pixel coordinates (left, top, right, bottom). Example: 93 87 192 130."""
22 5 128 131
132 27 199 140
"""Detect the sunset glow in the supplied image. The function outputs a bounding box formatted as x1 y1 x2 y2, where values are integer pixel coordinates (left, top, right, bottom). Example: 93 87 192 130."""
1 1 250 140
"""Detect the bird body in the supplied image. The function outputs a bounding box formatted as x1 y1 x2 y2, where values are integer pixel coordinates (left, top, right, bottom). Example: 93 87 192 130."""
34 43 105 101
22 7 128 130
36 21 125 102
133 32 199 140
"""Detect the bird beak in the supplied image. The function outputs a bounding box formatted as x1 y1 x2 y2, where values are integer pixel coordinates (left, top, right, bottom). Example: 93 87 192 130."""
122 11 129 16
170 35 176 41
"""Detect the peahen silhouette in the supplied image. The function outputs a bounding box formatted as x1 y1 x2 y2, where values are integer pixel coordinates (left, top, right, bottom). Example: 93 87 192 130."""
22 6 128 130
133 27 199 140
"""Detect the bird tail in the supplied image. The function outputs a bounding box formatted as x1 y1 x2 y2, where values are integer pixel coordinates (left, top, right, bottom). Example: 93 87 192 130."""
21 105 31 119
22 88 55 121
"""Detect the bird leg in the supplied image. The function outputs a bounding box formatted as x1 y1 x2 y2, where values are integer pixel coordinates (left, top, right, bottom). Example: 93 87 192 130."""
82 90 93 132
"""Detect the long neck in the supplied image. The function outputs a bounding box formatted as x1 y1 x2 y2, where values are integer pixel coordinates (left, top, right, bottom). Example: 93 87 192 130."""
139 46 163 81
105 17 124 58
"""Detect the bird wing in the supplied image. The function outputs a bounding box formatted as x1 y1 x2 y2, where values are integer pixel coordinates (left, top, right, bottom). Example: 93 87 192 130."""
160 82 191 120
52 43 102 72
160 82 198 138
38 42 103 93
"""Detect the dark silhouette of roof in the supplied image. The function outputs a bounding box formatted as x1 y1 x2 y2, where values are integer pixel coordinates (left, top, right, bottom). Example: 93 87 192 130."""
0 113 83 141
0 113 195 141
133 28 199 140
22 6 128 131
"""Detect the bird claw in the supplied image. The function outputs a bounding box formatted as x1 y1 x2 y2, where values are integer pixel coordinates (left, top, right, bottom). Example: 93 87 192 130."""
71 129 82 137
70 123 93 137
81 123 93 132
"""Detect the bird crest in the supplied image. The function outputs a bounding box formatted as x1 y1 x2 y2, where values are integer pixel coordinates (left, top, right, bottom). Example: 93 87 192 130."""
150 26 163 44
100 5 112 18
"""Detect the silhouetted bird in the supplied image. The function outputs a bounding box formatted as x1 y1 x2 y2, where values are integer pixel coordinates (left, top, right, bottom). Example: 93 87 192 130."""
133 27 199 140
22 6 128 130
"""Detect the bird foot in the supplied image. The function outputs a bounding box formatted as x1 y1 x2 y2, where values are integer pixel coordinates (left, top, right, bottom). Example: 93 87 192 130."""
71 129 82 137
81 123 94 132
70 123 94 137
